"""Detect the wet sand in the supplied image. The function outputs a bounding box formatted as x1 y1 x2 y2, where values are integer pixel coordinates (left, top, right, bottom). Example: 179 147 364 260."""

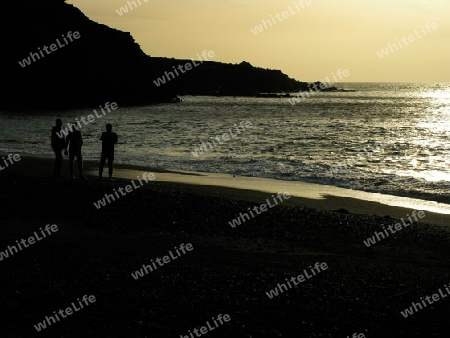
5 154 450 224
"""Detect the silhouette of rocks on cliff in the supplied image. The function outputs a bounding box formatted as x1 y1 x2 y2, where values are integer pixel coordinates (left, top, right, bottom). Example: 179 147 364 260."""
148 59 310 96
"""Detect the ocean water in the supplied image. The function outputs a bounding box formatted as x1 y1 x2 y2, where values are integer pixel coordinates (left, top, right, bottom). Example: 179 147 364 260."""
0 82 449 202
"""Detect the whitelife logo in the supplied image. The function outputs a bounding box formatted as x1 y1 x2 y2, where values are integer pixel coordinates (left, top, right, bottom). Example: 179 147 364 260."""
265 262 328 299
18 31 81 68
363 210 425 247
376 22 438 58
131 243 193 280
325 141 387 176
93 172 155 209
250 0 313 35
116 0 149 16
0 153 21 172
228 192 290 228
34 295 96 332
180 314 231 338
191 121 253 158
400 283 450 318
153 50 215 87
0 224 58 262
56 102 119 139
288 69 350 106
347 334 365 338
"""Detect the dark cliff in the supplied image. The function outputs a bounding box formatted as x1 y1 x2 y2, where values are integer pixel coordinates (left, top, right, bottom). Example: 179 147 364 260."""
2 0 309 110
3 0 161 110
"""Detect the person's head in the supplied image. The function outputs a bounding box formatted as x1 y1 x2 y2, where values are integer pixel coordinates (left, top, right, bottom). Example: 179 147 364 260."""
56 118 62 127
71 122 78 131
106 124 112 132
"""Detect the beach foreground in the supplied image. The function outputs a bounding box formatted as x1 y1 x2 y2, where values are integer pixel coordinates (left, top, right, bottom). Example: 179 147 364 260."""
1 157 450 337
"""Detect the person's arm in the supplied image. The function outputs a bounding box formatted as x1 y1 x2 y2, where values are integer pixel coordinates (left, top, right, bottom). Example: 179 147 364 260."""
65 133 70 149
114 133 118 144
62 134 68 155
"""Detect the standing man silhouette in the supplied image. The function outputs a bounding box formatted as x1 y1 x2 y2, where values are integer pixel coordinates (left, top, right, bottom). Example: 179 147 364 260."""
66 123 85 180
99 123 118 181
51 118 67 178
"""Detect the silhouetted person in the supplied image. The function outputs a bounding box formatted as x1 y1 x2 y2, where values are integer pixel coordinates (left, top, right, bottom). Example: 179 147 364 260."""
66 123 85 180
51 118 67 178
99 123 118 181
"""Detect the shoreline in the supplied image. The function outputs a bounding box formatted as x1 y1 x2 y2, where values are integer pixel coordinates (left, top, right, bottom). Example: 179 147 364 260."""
2 154 450 226
2 156 450 336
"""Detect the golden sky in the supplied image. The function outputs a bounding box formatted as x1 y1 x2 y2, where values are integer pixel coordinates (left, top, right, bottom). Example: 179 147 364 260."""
69 0 449 83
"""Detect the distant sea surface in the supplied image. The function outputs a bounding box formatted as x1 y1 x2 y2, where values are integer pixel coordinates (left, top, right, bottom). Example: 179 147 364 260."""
1 82 449 202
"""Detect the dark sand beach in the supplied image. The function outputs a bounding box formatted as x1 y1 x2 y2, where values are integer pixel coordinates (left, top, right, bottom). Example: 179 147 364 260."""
1 156 450 337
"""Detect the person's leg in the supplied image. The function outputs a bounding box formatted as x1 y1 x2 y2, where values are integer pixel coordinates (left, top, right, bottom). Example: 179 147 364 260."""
99 153 106 179
69 152 75 179
53 150 62 177
76 152 85 179
108 154 114 180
